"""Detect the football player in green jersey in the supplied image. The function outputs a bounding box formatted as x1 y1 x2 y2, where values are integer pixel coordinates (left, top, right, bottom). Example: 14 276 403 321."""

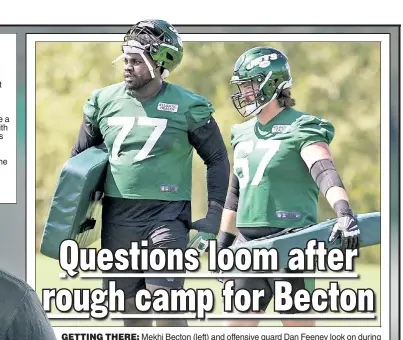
70 19 230 327
217 46 360 327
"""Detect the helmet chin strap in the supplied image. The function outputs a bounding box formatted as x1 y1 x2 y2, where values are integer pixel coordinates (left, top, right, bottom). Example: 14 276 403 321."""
245 103 260 116
247 95 275 117
249 78 293 117
112 40 156 79
161 69 170 79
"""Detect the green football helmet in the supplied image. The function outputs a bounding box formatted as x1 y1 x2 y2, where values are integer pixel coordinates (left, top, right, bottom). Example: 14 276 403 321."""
230 46 293 117
113 19 184 79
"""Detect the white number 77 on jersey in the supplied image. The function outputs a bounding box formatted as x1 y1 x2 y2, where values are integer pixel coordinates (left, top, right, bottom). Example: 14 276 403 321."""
108 116 167 163
234 140 281 189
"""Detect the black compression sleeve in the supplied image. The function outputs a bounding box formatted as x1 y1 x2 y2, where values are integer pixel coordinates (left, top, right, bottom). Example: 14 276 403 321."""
224 174 239 212
70 115 103 157
310 159 344 197
188 117 230 206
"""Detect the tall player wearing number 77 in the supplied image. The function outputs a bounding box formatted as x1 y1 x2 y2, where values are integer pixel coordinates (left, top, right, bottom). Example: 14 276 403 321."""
217 46 360 326
70 19 230 327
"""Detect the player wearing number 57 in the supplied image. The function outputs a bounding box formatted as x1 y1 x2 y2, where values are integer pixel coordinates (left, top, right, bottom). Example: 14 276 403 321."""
70 19 230 327
216 46 360 327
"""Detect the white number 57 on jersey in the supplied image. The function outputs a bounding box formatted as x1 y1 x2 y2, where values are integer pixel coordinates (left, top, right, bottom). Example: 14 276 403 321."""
234 140 281 189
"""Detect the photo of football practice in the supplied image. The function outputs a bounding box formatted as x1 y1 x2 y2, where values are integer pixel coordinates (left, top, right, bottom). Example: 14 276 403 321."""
33 22 381 328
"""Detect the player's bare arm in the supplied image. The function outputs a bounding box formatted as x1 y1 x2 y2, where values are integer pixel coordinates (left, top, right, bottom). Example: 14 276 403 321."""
216 174 240 252
301 141 360 250
219 209 238 239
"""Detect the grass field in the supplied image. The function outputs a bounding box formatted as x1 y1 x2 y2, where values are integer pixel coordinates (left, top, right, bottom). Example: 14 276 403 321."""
36 253 381 327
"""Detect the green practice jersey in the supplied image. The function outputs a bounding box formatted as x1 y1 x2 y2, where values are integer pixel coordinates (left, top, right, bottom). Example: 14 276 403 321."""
84 81 214 200
231 108 335 229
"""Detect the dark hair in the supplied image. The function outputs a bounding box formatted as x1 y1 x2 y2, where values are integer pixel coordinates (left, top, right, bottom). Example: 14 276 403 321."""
277 88 296 108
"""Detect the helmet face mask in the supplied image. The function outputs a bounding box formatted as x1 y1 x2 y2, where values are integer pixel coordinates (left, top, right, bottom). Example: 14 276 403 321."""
113 19 183 79
230 47 293 118
231 78 266 117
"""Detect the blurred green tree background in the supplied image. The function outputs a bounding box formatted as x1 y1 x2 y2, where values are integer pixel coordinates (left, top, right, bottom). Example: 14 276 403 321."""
35 41 381 263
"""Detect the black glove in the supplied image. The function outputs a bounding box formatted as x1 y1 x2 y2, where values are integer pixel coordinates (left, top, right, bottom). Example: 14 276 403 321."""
188 201 223 255
329 200 360 251
217 231 237 253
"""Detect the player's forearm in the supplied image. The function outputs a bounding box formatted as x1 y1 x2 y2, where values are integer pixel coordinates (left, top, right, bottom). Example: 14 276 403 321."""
326 186 349 208
189 117 230 206
220 174 240 236
326 187 354 217
219 208 238 236
204 138 230 206
216 208 238 252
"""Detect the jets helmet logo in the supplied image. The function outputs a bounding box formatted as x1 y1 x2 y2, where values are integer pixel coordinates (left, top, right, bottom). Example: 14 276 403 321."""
246 53 278 70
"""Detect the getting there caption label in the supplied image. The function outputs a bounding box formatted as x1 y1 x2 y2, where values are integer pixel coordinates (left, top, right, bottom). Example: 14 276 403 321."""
56 330 382 340
0 34 16 203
